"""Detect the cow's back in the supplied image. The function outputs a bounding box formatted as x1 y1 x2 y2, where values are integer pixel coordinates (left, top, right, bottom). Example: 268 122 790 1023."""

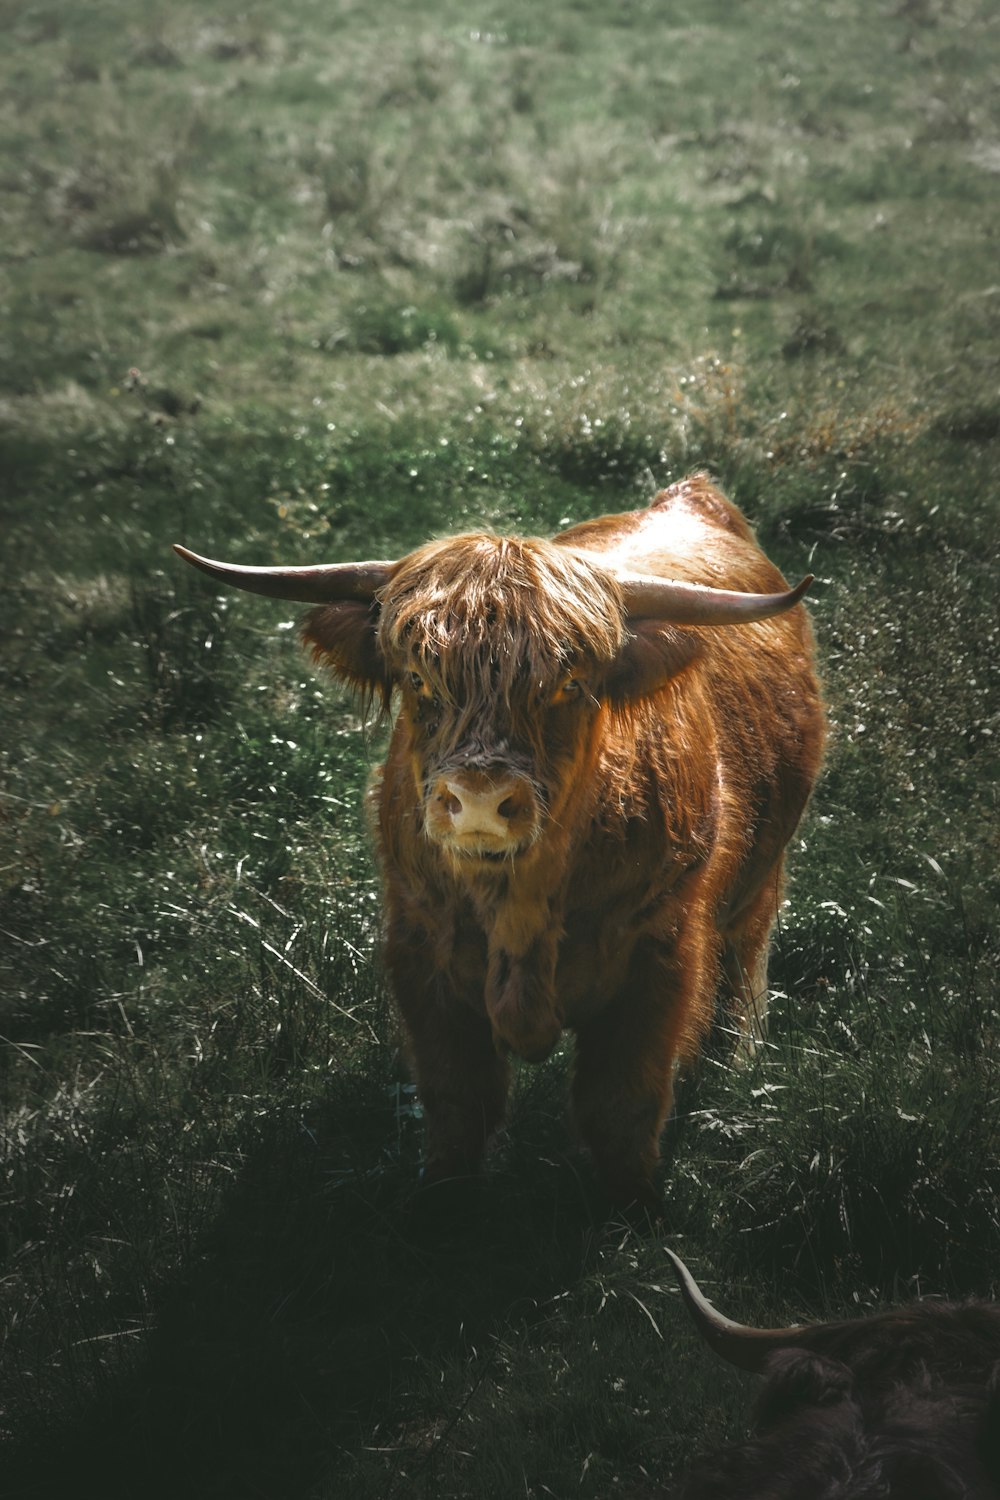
555 474 777 591
558 473 823 822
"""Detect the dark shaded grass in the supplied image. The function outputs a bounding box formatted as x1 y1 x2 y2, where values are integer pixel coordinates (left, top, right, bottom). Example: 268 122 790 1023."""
2 1041 629 1500
687 885 1000 1299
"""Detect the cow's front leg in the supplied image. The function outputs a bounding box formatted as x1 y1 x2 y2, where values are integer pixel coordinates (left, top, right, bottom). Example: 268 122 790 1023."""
412 1003 509 1184
389 954 508 1184
571 931 716 1210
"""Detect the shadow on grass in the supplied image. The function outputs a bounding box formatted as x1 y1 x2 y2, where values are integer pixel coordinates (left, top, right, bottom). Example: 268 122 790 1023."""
3 1095 606 1500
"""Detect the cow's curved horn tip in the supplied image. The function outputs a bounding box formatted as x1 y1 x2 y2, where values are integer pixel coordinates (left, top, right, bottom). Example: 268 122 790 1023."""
663 1245 688 1275
174 543 216 571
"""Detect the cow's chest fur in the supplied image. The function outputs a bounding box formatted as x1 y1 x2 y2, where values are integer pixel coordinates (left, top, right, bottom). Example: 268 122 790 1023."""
378 728 733 1058
429 789 717 1043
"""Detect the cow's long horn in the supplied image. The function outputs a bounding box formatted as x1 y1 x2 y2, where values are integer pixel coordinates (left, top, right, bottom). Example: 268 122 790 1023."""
664 1247 809 1374
172 545 396 603
618 572 814 625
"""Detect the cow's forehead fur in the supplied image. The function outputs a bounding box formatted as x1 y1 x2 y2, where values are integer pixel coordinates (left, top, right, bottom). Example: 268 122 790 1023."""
377 533 627 701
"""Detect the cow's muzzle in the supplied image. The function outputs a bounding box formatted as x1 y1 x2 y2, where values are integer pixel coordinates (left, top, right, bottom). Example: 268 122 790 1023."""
425 766 540 859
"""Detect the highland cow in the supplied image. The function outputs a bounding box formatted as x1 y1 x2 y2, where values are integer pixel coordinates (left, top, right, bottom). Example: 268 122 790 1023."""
175 475 824 1207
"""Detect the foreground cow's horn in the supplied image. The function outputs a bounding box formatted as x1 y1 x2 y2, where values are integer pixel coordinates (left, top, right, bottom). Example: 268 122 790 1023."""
616 571 814 625
174 543 813 625
172 545 396 603
665 1246 810 1374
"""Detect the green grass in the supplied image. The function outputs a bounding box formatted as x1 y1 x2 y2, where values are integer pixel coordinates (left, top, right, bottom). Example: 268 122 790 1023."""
2 0 999 1495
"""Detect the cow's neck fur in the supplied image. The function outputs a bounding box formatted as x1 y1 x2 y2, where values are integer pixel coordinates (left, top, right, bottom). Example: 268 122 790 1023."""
448 706 609 1061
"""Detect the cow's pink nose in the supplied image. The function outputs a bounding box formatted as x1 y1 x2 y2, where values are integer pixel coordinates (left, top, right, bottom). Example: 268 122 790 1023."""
441 778 529 839
427 769 538 848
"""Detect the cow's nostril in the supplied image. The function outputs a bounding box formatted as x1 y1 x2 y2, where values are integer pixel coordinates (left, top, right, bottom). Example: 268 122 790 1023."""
497 797 516 820
441 790 462 816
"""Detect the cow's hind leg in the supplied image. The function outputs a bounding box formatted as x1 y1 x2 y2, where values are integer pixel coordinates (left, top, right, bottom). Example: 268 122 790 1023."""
571 931 716 1211
720 862 784 1059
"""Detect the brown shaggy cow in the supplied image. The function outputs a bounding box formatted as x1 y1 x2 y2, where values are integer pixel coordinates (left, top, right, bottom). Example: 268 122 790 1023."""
664 1247 1000 1498
175 474 824 1207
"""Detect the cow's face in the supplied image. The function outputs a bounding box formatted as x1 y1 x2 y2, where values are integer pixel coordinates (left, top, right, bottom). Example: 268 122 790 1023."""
303 534 700 867
395 636 608 865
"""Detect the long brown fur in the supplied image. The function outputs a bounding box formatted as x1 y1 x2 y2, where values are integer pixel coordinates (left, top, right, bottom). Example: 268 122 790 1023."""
302 475 825 1207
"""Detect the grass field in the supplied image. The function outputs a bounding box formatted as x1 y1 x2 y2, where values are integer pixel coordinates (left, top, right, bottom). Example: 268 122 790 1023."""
2 2 999 1495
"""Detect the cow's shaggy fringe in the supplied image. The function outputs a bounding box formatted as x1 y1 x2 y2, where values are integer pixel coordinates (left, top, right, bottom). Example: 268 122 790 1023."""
380 532 626 690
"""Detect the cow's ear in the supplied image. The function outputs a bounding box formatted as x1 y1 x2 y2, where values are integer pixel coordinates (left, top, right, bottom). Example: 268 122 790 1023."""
600 621 702 709
301 600 392 711
754 1349 854 1432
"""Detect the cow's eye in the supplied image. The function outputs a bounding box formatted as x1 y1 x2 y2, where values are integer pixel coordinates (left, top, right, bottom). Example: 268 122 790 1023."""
408 671 425 694
553 676 583 704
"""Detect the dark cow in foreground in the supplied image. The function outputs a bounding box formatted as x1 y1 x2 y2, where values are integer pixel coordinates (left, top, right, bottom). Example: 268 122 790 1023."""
175 475 824 1207
665 1247 1000 1499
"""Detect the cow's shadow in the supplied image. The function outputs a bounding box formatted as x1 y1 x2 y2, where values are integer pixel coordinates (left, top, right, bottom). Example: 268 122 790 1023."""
4 1067 612 1500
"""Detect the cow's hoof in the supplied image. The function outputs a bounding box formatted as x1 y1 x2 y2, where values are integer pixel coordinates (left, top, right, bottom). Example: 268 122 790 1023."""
602 1184 665 1230
617 1196 665 1232
407 1167 485 1224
